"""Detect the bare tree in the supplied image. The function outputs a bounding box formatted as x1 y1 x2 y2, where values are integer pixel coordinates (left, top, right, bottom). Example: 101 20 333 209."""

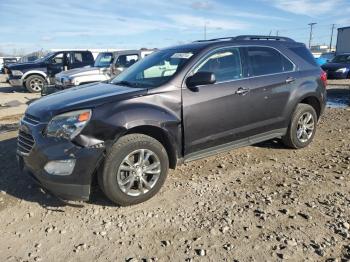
11 48 26 57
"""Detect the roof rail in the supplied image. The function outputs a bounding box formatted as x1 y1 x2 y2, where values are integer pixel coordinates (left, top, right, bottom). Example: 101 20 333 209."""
193 35 295 43
234 35 295 42
193 37 235 43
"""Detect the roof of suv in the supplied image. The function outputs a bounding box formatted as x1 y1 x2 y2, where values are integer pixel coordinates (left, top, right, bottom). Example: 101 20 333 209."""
50 50 93 54
165 35 304 52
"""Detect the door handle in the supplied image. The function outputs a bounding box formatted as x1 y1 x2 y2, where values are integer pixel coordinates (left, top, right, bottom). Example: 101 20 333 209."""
235 87 250 95
286 77 296 84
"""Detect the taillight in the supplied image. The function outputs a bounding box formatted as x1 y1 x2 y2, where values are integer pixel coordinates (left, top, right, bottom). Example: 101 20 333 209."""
320 70 327 87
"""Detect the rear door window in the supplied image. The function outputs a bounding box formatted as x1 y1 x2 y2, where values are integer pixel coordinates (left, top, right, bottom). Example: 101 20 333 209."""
246 47 294 77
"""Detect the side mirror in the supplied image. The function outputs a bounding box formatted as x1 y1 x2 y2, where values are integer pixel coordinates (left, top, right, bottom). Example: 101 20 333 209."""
186 71 216 90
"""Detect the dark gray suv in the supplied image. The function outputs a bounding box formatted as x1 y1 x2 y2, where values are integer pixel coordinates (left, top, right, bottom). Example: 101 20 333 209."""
17 35 327 206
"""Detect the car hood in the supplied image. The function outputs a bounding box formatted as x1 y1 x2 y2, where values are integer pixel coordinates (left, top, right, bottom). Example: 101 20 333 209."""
56 66 105 78
26 82 147 122
6 61 42 70
321 62 350 71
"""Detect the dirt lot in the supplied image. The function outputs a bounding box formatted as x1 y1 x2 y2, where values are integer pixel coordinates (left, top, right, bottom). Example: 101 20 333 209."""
0 75 350 261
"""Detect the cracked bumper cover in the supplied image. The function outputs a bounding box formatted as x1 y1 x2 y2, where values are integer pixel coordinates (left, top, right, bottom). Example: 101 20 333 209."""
17 124 105 201
9 75 23 86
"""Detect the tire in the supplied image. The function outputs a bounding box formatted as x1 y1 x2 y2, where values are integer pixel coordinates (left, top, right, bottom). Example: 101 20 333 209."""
25 75 47 93
282 103 317 149
100 134 169 206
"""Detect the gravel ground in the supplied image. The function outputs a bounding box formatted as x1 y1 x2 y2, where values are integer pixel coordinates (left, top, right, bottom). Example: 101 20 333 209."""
0 74 350 261
0 74 39 125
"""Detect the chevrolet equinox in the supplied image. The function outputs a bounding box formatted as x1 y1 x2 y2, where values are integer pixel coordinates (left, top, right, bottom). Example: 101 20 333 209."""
17 36 327 206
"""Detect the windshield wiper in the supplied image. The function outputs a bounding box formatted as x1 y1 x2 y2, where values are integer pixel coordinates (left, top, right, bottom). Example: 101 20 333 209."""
112 80 135 87
112 80 147 88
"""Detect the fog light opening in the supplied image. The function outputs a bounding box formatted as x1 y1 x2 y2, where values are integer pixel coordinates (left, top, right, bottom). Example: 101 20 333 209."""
44 159 76 176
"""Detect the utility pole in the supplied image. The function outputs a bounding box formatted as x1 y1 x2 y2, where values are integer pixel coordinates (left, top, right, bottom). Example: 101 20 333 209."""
308 22 317 48
204 23 207 40
329 24 335 52
276 30 279 36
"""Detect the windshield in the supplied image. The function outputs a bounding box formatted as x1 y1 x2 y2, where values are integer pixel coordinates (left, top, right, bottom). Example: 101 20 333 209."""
34 52 54 62
111 49 197 88
331 54 350 63
94 52 113 67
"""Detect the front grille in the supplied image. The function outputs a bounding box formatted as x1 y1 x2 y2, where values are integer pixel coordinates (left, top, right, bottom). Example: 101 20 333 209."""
22 114 40 125
17 130 35 155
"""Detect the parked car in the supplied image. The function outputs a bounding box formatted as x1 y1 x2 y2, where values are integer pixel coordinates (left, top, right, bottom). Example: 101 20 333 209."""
5 50 94 92
55 50 152 89
18 35 327 206
315 52 335 66
321 53 350 79
1 57 18 73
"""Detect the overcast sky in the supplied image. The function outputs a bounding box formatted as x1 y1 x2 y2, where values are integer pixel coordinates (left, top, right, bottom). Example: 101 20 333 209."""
0 0 349 55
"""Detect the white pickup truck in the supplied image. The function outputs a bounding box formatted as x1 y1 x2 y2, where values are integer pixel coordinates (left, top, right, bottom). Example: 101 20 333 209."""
54 49 154 89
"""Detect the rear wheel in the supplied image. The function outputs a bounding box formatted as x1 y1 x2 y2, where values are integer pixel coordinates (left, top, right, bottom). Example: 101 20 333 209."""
99 134 169 206
282 103 317 149
25 75 47 93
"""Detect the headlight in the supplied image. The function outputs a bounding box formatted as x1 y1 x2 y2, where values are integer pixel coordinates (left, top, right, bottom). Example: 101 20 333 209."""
336 68 349 73
46 109 91 139
12 70 23 76
63 76 75 85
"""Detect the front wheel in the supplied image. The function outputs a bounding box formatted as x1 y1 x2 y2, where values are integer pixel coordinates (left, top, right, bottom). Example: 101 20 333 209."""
25 75 47 93
282 103 317 149
99 134 169 206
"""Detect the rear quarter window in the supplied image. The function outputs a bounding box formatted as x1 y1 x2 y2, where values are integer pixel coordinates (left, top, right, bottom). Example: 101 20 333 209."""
80 52 94 62
74 52 83 63
288 46 318 67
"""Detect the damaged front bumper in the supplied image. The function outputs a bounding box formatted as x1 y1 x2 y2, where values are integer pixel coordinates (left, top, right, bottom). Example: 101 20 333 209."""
8 75 23 87
17 119 105 201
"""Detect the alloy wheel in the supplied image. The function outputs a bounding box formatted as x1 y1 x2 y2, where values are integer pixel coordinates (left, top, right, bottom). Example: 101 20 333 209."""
117 149 161 197
296 112 315 143
29 78 44 92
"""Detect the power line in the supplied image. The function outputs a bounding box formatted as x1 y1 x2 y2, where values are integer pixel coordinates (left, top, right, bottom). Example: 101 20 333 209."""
274 23 343 33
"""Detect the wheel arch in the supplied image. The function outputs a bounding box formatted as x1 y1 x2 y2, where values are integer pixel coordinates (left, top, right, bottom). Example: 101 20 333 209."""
124 125 178 169
22 71 47 83
299 95 321 119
